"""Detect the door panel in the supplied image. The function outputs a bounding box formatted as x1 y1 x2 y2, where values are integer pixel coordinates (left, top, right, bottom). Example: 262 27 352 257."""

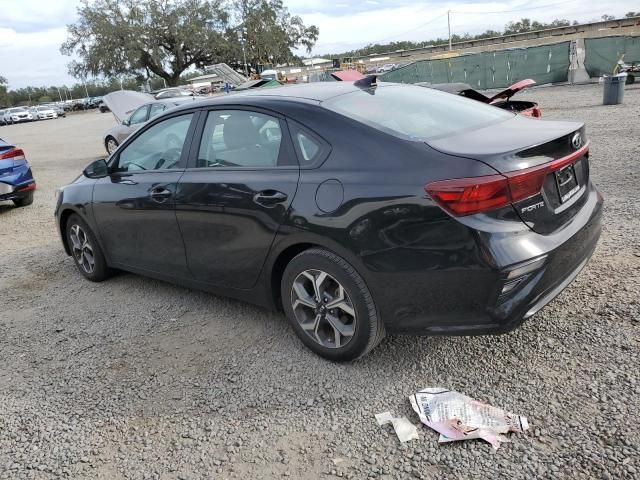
175 169 298 288
93 112 197 276
93 171 189 276
175 108 299 289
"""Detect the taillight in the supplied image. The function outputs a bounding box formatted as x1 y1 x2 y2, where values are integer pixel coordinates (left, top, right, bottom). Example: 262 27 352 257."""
531 106 542 118
425 175 510 216
426 143 589 216
0 148 25 160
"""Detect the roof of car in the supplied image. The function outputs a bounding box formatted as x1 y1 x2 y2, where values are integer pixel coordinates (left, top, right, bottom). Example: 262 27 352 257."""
169 80 394 115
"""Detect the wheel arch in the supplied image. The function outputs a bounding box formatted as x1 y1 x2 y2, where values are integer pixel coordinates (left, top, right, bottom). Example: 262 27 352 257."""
266 233 372 311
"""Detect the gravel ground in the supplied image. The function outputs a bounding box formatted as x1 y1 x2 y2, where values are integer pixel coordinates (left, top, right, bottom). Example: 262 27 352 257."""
0 84 639 480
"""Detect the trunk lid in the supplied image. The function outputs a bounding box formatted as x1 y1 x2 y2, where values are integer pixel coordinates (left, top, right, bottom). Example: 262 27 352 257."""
487 79 536 103
428 116 590 234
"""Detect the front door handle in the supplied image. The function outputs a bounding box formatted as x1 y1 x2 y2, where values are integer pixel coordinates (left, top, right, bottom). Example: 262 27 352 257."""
253 190 288 207
149 187 172 202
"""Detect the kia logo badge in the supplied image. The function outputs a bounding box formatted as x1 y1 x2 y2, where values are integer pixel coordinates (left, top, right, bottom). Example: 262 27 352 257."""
571 132 582 150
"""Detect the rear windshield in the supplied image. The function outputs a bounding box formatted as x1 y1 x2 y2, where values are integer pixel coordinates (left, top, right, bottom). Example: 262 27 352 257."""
322 84 513 141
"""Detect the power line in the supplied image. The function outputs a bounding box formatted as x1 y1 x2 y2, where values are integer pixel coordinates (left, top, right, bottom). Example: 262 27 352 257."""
373 11 449 43
453 0 577 15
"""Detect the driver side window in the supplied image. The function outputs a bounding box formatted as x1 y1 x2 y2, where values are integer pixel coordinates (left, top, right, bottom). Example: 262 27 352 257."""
116 113 193 172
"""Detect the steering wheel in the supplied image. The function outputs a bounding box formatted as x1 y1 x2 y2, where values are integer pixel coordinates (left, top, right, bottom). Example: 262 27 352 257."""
154 147 182 170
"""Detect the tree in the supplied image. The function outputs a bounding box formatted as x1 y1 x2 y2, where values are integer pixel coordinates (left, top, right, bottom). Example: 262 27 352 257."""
61 0 231 86
62 0 319 85
625 12 640 18
232 0 319 71
601 15 616 21
0 76 8 107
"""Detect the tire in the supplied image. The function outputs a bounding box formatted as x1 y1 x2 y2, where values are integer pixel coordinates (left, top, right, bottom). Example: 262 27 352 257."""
13 191 34 207
65 214 112 282
281 248 385 361
105 136 119 155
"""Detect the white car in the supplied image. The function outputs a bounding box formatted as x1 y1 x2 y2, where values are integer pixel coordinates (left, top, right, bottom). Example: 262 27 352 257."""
34 106 58 120
3 107 33 124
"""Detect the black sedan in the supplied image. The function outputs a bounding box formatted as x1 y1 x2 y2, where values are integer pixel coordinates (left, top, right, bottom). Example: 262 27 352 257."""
55 79 602 361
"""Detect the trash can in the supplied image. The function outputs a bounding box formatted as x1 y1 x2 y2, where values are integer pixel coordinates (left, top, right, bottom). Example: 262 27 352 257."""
603 73 626 105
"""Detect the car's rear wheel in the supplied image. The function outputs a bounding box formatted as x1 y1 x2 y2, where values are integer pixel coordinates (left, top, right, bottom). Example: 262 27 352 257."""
281 248 385 361
13 191 34 207
105 136 119 155
65 214 111 282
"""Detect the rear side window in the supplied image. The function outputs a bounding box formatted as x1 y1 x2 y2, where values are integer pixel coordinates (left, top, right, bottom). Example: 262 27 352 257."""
288 122 329 167
195 110 284 168
322 84 513 141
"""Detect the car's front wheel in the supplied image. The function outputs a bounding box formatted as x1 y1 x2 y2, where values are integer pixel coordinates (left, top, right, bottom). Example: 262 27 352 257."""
105 136 119 155
281 248 385 361
65 214 111 282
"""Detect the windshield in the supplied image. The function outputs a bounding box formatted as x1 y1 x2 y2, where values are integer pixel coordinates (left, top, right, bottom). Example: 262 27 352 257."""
10 108 26 113
322 84 513 141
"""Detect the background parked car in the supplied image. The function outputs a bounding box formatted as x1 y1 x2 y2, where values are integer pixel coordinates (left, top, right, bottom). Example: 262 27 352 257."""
102 91 196 154
45 104 66 118
153 88 195 99
98 101 110 113
34 106 58 120
0 110 6 126
3 107 33 124
0 137 36 207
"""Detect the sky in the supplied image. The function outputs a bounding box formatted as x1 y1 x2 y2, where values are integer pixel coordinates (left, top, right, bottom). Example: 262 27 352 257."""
0 0 638 89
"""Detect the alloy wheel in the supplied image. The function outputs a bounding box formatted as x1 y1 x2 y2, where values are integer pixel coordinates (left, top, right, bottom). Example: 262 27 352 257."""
69 224 95 274
290 269 356 349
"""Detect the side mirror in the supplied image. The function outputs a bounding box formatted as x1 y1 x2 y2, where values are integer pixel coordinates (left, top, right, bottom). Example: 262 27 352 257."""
122 118 130 126
83 158 109 179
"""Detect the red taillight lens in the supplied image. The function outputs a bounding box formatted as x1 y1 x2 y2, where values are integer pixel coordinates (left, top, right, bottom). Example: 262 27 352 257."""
0 148 25 160
18 182 36 192
425 174 510 216
426 143 589 217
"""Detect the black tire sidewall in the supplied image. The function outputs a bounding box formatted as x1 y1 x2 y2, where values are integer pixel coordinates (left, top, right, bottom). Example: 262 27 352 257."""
105 136 118 154
65 214 110 282
281 249 380 361
13 191 34 207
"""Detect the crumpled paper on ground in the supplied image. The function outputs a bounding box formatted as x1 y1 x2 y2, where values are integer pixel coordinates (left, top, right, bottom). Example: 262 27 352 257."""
375 411 419 443
409 387 529 449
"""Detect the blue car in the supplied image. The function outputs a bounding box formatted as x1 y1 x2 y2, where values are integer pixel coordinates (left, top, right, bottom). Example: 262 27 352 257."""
0 137 36 207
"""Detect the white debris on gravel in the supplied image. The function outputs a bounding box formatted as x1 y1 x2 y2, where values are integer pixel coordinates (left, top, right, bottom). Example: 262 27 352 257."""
375 412 420 443
410 387 528 450
1 84 639 479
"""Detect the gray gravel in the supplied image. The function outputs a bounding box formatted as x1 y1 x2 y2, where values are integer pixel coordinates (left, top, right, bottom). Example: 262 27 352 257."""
1 84 639 480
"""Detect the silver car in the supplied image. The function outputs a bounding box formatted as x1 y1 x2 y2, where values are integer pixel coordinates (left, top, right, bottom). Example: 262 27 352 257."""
35 106 58 120
3 107 34 124
102 91 196 154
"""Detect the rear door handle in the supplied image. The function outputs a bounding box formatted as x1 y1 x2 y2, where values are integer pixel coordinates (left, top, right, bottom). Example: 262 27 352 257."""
149 187 172 202
253 190 288 207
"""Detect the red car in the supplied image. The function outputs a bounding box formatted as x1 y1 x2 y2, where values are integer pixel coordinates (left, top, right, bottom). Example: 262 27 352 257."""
419 79 541 117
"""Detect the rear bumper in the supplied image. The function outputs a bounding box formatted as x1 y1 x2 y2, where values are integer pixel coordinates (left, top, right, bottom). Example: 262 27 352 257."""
0 164 36 201
384 182 603 335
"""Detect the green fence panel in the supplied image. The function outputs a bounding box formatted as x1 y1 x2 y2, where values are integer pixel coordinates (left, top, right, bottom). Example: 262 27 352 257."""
584 36 640 76
382 41 571 88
